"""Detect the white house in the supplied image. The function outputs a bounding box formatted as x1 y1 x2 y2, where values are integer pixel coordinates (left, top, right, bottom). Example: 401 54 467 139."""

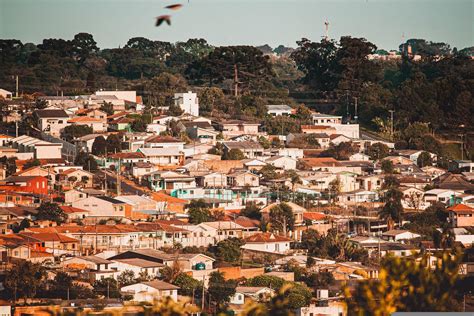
382 230 421 242
264 156 297 170
95 90 137 103
111 258 163 279
0 89 13 100
174 91 199 116
34 109 70 137
121 280 179 302
241 232 292 254
72 196 129 218
266 104 292 116
230 286 274 305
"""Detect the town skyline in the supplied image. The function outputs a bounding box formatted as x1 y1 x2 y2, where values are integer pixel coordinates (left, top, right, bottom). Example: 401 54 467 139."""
1 0 472 51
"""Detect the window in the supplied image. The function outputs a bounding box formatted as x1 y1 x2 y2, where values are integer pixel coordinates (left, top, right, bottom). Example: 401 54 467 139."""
58 120 63 123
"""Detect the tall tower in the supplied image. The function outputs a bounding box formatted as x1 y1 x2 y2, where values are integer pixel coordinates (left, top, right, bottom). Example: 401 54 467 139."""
324 19 330 41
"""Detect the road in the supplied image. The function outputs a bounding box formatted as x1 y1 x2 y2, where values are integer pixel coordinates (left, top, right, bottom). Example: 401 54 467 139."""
97 170 149 195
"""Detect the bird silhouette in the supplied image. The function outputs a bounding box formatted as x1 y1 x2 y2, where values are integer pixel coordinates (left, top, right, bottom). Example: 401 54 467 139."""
155 15 171 27
165 4 183 10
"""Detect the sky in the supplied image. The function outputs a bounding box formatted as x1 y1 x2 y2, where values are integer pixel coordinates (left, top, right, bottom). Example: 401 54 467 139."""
0 0 472 51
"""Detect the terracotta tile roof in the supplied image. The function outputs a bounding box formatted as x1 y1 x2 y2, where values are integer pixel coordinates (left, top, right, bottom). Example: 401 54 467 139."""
19 232 79 243
107 111 129 119
145 135 182 143
303 212 327 221
447 204 474 214
245 232 292 243
150 192 188 204
301 125 335 130
27 225 142 234
108 152 145 159
60 206 90 214
110 117 133 124
68 116 103 123
300 157 342 167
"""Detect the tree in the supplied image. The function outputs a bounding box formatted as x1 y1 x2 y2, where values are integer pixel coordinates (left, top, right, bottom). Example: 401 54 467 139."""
106 134 122 154
382 175 400 189
367 142 390 160
74 151 98 171
381 159 394 174
0 156 17 176
207 271 237 308
23 158 40 170
71 32 98 62
328 178 342 203
223 148 245 160
321 142 356 160
117 270 135 287
131 117 147 132
345 251 462 314
198 87 225 114
379 188 403 223
259 164 278 180
417 151 433 167
160 261 183 283
5 261 46 303
61 125 93 142
241 202 262 220
100 102 114 115
216 237 244 263
36 202 67 224
93 277 121 298
303 271 335 290
269 203 295 235
187 199 212 224
173 273 203 297
91 136 107 156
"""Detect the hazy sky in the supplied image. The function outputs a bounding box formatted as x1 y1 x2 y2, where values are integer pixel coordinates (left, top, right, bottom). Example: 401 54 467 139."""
1 0 472 51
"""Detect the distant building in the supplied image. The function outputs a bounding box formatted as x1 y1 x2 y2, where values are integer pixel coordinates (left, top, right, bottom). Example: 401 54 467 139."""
0 89 13 100
266 104 293 116
174 91 199 116
95 90 137 103
34 109 70 137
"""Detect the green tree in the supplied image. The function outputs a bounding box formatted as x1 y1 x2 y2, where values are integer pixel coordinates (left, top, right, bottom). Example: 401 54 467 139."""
117 270 136 287
380 188 403 223
36 202 67 224
223 148 245 160
0 156 17 176
367 142 390 160
198 87 225 114
382 175 400 189
417 151 433 167
259 164 278 180
106 134 122 154
269 203 295 235
381 159 394 174
207 271 237 308
241 202 262 220
61 125 93 142
74 151 98 171
345 251 462 314
187 199 212 224
131 117 147 132
23 158 41 170
91 136 107 156
173 272 203 297
216 237 244 263
93 277 121 298
5 261 46 303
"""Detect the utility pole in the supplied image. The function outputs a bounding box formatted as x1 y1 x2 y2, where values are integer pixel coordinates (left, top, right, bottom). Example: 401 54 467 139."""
15 75 19 98
233 64 239 97
117 158 121 196
324 19 330 41
201 275 206 311
354 97 358 122
389 110 395 140
459 134 465 160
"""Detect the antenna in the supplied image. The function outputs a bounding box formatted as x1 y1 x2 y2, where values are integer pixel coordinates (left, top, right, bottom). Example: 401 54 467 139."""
324 19 330 41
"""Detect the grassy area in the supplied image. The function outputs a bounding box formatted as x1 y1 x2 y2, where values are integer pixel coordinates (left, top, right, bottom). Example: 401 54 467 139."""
440 142 462 160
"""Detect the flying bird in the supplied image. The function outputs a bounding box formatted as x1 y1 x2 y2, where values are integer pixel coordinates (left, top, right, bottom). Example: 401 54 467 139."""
155 15 171 27
165 4 183 10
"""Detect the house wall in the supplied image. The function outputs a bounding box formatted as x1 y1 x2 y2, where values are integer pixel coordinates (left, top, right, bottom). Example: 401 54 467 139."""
72 197 127 217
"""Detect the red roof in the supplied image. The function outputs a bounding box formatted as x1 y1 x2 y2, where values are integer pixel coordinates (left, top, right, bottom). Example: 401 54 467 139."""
447 204 474 214
244 232 292 243
303 212 327 221
19 232 79 243
60 206 90 214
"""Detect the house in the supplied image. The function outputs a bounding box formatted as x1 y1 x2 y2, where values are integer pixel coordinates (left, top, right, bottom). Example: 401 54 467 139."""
96 90 137 103
227 170 260 187
60 205 89 221
295 303 345 316
241 232 292 254
74 134 109 153
449 160 474 173
447 204 474 227
34 109 70 137
311 113 342 125
137 148 184 166
112 258 164 279
301 125 337 136
338 190 378 204
62 255 116 281
222 141 264 159
199 221 246 241
265 156 297 170
109 117 133 131
357 174 384 191
349 152 371 161
11 135 63 159
131 162 159 182
3 176 48 195
64 189 89 204
395 149 437 165
144 170 196 193
382 230 421 242
196 172 228 188
185 125 220 145
266 104 293 116
67 116 106 132
144 135 185 151
57 168 94 188
121 280 179 302
174 91 199 116
115 195 161 219
215 120 260 139
230 286 274 305
72 196 131 219
18 232 79 256
0 89 13 100
242 159 267 171
260 202 305 228
330 134 352 145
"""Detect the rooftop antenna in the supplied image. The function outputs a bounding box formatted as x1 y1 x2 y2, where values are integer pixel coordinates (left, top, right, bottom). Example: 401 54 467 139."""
324 19 330 41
